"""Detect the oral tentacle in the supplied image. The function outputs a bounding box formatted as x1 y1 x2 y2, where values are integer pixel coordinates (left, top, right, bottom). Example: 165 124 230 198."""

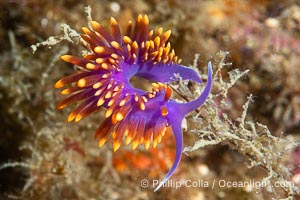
154 116 183 192
169 62 213 116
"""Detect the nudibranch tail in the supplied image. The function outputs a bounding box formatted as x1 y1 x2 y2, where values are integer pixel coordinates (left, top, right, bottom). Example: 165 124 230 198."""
54 14 213 191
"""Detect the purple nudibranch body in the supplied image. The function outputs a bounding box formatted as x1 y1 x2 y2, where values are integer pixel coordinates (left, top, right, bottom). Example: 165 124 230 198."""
54 14 213 191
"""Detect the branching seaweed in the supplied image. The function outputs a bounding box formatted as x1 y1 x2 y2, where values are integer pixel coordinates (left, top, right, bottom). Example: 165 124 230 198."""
183 51 299 199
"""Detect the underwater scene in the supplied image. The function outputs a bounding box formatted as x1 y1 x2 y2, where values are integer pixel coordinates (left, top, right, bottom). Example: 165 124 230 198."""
0 0 300 199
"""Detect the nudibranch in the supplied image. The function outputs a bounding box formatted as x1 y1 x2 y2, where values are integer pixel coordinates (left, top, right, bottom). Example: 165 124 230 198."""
55 14 212 191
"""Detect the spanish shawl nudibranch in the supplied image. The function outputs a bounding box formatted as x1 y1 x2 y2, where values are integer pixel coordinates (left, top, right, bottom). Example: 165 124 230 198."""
55 14 212 191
